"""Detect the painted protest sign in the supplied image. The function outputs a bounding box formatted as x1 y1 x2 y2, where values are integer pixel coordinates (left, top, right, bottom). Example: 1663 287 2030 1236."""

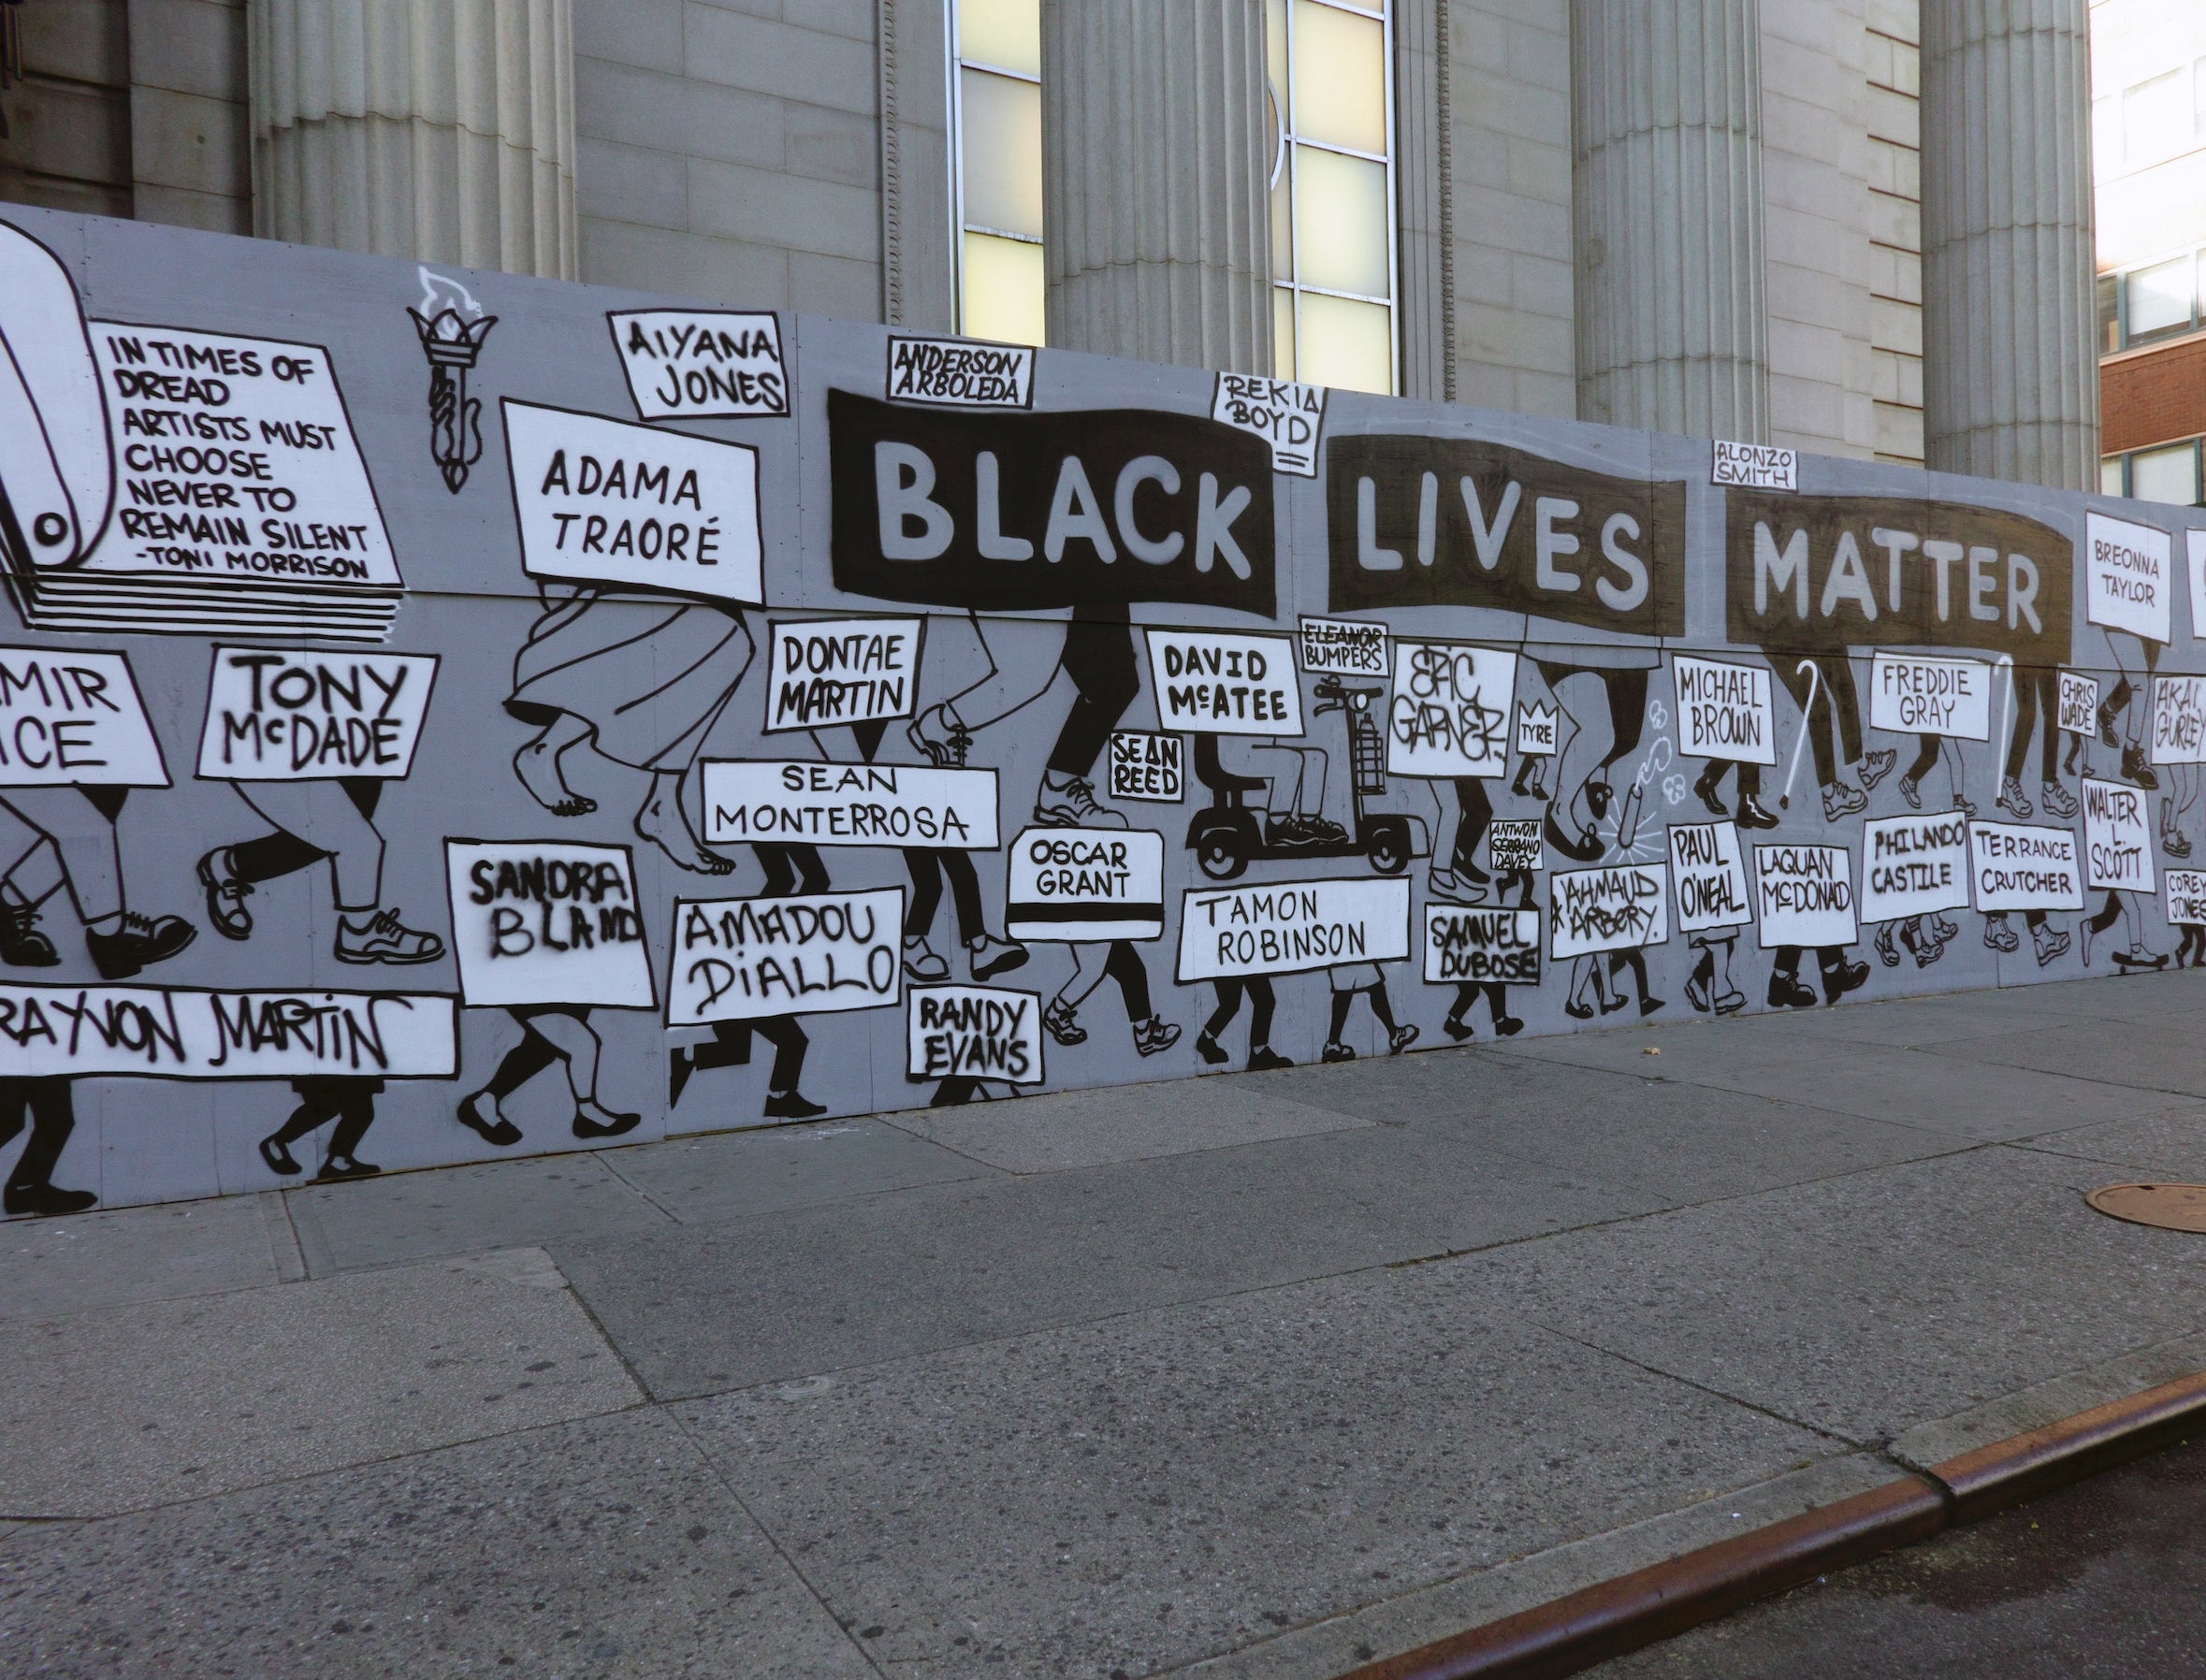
196 646 433 780
501 399 762 605
1517 702 1559 757
2168 870 2206 927
885 336 1034 409
1753 845 1856 949
1673 656 1776 764
607 310 787 419
1298 616 1387 675
1387 642 1517 777
1549 863 1669 959
1146 630 1302 736
2152 675 2206 766
907 985 1045 1083
2082 777 2155 894
1868 653 1992 741
1861 813 1971 922
1423 905 1541 985
1488 818 1543 875
2085 511 2170 644
1108 732 1184 804
1712 439 1797 491
762 616 923 731
1178 876 1412 981
1006 827 1165 941
443 842 653 1009
1968 821 2084 913
0 648 167 786
1212 373 1327 476
2058 670 2100 736
667 889 904 1025
0 985 456 1079
1668 821 1751 934
702 760 998 849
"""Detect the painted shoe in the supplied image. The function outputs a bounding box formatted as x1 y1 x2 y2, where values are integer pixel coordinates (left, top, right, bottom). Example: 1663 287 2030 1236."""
573 1098 643 1139
906 705 972 767
257 1134 300 1176
1195 1029 1230 1065
1132 1016 1182 1057
2122 745 2159 790
2112 948 2169 971
967 933 1029 981
1858 749 1897 791
1042 997 1086 1046
314 1154 381 1181
2 1181 97 1216
1443 1016 1474 1042
1692 765 1728 817
2039 779 2079 818
2033 925 2072 967
1712 989 1747 1017
1874 924 1901 967
1767 973 1818 1008
196 847 256 940
1897 775 1922 810
1996 776 2034 819
1821 960 1871 1003
1034 775 1125 829
1247 1045 1294 1070
762 1089 827 1119
1387 1023 1419 1054
86 911 196 979
902 936 951 982
1983 917 2020 953
1494 1015 1527 1036
1736 795 1780 831
1821 781 1867 820
332 908 444 966
1321 1040 1356 1063
457 1090 523 1147
0 900 57 968
1545 808 1605 862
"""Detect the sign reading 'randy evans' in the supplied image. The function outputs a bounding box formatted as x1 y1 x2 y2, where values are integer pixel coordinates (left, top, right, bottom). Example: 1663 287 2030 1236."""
1177 877 1412 981
501 400 763 605
197 646 434 780
607 310 788 419
701 760 998 849
906 985 1045 1082
828 389 1275 615
0 648 167 786
667 890 904 1025
1328 434 1686 637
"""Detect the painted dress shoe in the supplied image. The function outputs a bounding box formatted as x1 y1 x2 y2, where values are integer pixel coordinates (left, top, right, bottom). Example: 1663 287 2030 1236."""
762 1089 827 1120
196 846 255 939
86 911 196 980
3 1180 97 1217
0 901 58 968
333 907 444 965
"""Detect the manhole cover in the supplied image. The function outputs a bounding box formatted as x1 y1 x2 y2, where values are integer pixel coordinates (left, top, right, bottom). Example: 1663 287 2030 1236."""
2086 1183 2206 1232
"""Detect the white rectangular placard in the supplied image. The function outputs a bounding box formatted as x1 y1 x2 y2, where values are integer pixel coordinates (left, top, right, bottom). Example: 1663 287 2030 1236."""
0 648 167 786
2152 675 2206 766
1517 702 1559 757
1488 818 1544 875
1423 905 1541 986
0 986 456 1079
1107 732 1184 804
1753 845 1857 949
2057 670 2100 736
667 890 904 1025
2082 777 2155 893
1145 630 1302 735
1298 616 1387 675
1212 373 1327 476
907 985 1045 1083
1860 813 1971 922
1967 821 2085 913
607 310 788 419
1005 826 1165 942
501 399 762 605
1712 439 1798 491
2169 870 2206 927
1549 863 1670 959
1673 656 1777 765
2085 511 2171 644
197 646 434 780
1178 876 1412 981
762 616 922 731
885 337 1034 409
701 760 998 849
1387 643 1517 777
443 841 655 1009
1868 653 1992 741
1669 821 1752 934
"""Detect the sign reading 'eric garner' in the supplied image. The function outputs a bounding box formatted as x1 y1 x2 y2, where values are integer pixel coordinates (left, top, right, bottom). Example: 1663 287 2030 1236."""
1177 877 1412 982
702 760 999 849
0 648 167 786
666 890 903 1026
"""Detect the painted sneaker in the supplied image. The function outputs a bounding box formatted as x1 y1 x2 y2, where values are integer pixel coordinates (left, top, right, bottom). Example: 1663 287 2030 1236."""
1043 997 1086 1046
902 936 951 982
2033 924 2072 967
1821 781 1867 820
1983 916 2020 953
1874 924 1901 967
1321 1040 1356 1063
1131 1015 1182 1057
1387 1023 1419 1054
333 907 444 966
1897 775 1922 810
1034 776 1126 829
2122 744 2159 790
966 933 1029 981
1996 776 2034 819
2039 779 2079 818
1858 749 1897 791
86 911 196 980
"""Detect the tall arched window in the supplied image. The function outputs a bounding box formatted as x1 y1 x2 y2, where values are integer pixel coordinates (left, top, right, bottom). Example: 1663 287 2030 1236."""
951 0 1046 345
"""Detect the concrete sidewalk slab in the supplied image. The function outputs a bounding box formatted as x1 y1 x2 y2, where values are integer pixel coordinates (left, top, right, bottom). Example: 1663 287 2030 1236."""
1936 1016 2206 1099
1467 1145 2206 1445
0 1193 298 1322
602 1115 997 1223
0 1251 640 1516
0 1408 874 1678
676 1263 1833 1680
885 1078 1375 1174
2010 1108 2206 1180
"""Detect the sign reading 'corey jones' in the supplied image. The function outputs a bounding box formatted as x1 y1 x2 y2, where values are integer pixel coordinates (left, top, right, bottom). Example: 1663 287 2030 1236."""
826 389 1276 616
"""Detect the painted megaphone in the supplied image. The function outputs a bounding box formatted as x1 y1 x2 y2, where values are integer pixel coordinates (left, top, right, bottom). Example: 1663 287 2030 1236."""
0 222 113 572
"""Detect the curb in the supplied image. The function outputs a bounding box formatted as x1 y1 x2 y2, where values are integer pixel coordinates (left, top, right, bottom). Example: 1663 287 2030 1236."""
1337 1368 2206 1680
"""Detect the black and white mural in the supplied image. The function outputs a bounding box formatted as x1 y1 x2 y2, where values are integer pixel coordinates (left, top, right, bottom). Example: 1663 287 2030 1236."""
2 205 2202 1217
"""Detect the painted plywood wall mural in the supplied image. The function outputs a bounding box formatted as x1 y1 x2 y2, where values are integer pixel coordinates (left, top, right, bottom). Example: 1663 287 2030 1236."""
0 204 2201 1217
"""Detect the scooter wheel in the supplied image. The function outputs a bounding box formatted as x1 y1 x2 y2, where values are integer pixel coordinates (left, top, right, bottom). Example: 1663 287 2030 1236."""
1197 834 1248 880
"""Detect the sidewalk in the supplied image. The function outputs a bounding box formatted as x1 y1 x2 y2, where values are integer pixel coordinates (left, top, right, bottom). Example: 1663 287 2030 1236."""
7 970 2206 1677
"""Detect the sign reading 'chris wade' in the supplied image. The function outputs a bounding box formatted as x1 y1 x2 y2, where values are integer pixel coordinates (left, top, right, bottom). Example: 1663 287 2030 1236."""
827 389 1275 616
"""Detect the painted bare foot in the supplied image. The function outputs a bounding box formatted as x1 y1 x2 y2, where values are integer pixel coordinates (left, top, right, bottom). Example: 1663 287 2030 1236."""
513 738 596 816
634 781 733 874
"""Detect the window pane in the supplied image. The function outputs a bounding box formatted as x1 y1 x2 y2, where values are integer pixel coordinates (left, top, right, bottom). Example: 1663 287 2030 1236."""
958 0 1039 76
963 233 1046 347
960 69 1043 239
2092 94 2121 181
2098 271 2122 354
2102 456 2127 498
1291 0 1387 154
1268 0 1290 111
1294 144 1390 297
1271 155 1294 279
2131 443 2201 507
1297 291 1392 392
2127 255 2196 339
2125 70 2189 169
1274 287 1298 381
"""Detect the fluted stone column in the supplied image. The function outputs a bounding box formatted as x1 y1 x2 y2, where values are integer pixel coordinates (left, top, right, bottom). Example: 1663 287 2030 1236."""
1040 0 1270 373
249 0 577 281
1572 0 1768 441
1920 0 2097 489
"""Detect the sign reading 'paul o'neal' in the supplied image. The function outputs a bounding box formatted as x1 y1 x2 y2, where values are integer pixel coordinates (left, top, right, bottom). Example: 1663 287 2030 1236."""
828 389 1276 616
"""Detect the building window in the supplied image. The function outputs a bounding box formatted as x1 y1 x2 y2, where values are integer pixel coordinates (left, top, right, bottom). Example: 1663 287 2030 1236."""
1268 0 1398 393
951 0 1045 346
2101 247 2206 351
2122 68 2195 170
2103 441 2206 508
